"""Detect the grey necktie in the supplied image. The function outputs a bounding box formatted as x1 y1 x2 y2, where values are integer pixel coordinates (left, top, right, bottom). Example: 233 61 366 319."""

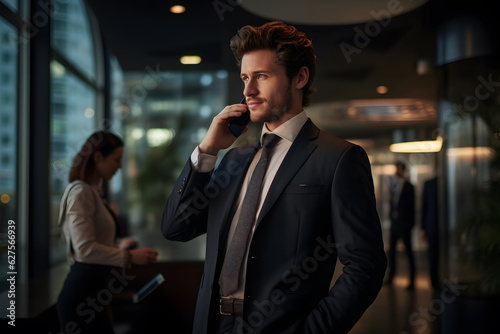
219 133 280 297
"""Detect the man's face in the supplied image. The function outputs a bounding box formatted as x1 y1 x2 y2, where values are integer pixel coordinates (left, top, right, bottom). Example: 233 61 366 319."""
240 49 293 128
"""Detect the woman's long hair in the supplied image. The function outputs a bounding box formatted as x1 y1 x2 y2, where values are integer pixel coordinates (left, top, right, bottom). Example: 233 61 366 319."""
69 131 123 183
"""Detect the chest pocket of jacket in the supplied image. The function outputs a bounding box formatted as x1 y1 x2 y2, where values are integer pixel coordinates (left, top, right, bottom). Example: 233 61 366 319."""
283 184 324 194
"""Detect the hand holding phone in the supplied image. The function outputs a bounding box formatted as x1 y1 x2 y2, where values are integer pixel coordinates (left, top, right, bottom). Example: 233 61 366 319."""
228 97 250 137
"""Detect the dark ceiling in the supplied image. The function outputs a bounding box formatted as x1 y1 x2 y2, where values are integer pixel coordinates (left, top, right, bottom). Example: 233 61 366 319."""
84 0 498 139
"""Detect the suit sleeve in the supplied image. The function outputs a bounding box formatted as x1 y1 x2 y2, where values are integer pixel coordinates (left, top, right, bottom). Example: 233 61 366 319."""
304 145 387 334
161 159 213 242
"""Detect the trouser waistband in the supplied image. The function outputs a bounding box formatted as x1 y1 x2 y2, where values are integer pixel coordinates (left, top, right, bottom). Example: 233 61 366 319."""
220 297 244 316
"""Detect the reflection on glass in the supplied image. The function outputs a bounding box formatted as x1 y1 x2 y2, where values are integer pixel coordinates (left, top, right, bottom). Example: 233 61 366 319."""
0 16 17 293
51 0 96 81
109 56 125 222
49 60 96 264
440 57 500 297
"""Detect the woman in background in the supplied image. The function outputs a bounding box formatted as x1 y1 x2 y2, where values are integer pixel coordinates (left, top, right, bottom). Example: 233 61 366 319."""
57 130 158 333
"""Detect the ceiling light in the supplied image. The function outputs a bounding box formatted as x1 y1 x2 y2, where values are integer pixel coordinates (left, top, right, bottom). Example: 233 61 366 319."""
170 5 185 14
389 136 443 153
239 0 430 25
376 86 388 94
180 55 201 65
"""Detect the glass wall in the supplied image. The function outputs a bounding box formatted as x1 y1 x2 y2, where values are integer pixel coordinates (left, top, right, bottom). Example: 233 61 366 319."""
439 58 500 296
48 0 101 265
51 0 96 81
1 0 16 12
109 70 228 260
50 61 97 263
437 13 500 304
0 14 18 293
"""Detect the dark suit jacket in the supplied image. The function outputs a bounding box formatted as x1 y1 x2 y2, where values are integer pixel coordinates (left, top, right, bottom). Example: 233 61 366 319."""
391 180 415 234
161 119 387 334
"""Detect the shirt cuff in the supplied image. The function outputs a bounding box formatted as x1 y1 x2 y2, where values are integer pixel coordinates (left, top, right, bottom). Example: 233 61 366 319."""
191 146 217 173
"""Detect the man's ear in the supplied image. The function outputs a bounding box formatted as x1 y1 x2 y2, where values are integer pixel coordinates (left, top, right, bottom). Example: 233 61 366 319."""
294 66 309 90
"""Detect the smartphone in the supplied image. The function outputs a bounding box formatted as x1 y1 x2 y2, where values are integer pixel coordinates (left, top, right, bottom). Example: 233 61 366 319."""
228 96 250 137
133 273 165 303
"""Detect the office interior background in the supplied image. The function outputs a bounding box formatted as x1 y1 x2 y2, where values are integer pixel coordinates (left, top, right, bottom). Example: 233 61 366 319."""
0 0 499 333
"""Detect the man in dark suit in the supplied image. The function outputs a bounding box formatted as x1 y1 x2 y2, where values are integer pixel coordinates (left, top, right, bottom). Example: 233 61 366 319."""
421 176 439 290
385 161 416 290
161 21 386 334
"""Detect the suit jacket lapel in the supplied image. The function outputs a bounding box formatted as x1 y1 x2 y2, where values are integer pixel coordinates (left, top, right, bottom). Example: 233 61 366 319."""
257 119 319 225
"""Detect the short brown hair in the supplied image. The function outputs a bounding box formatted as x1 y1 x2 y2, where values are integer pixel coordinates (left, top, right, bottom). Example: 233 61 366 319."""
230 21 317 106
69 130 123 183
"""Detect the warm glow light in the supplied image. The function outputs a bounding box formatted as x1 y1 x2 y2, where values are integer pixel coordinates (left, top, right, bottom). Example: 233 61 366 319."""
376 85 388 94
447 147 495 160
170 5 186 14
390 137 443 153
1 194 10 204
180 55 202 65
373 164 398 175
347 107 357 117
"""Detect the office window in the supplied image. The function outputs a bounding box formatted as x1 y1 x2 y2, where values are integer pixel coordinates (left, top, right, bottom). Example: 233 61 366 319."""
1 0 18 12
108 56 125 202
1 155 10 165
2 93 11 104
1 113 9 124
0 16 17 292
1 135 9 145
49 63 96 264
2 51 10 63
51 0 96 81
49 0 101 265
1 71 9 84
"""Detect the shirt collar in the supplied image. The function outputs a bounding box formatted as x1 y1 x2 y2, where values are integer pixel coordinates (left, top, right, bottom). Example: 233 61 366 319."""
260 110 308 145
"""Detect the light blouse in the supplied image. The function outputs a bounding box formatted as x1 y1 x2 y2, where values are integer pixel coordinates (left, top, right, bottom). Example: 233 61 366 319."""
58 180 128 267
